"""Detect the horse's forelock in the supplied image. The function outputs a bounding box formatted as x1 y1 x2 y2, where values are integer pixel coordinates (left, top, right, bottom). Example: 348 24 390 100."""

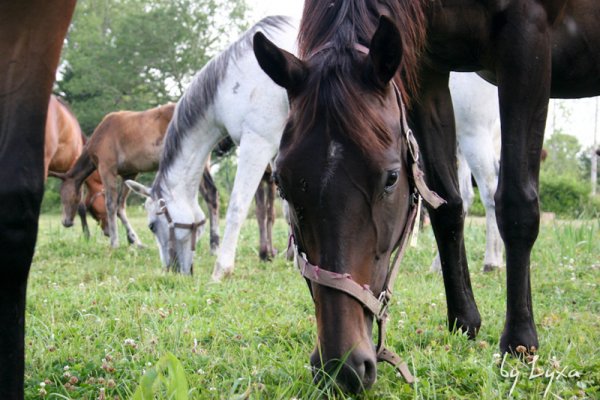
290 51 394 160
299 0 427 107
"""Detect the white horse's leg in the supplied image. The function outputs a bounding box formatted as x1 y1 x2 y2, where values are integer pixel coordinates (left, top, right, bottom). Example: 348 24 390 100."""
211 132 276 281
460 123 503 271
116 175 143 247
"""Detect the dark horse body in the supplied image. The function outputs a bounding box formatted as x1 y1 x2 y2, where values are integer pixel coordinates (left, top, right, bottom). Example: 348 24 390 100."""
254 0 600 393
0 1 76 398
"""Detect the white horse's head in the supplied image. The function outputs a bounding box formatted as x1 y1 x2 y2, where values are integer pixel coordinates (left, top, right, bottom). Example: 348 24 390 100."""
126 180 205 275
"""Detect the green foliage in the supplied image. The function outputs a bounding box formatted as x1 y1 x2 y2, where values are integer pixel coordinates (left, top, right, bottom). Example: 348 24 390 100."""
58 0 249 134
468 188 486 217
133 353 189 400
542 132 582 179
539 173 599 218
41 178 63 214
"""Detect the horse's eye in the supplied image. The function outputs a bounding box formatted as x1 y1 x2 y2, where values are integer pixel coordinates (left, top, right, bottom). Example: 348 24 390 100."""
384 170 399 192
148 221 157 233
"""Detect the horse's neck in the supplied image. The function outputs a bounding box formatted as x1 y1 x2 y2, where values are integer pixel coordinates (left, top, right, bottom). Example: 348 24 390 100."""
158 115 221 203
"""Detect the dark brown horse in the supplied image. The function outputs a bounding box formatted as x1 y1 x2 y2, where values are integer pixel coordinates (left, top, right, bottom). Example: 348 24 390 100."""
45 95 108 237
0 1 76 397
254 0 600 393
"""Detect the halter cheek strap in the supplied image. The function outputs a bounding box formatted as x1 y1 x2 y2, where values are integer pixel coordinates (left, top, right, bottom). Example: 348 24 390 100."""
157 199 206 272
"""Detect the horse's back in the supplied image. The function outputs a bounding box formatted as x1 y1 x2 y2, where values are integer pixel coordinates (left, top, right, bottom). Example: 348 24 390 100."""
214 17 298 145
46 96 84 174
88 106 172 173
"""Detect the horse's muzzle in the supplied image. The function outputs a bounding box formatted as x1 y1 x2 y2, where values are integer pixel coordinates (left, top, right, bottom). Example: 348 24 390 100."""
310 347 377 394
62 217 74 228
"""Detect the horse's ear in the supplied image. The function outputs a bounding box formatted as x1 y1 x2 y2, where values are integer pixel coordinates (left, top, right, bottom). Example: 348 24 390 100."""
48 171 66 180
367 16 403 88
125 180 151 198
253 32 306 94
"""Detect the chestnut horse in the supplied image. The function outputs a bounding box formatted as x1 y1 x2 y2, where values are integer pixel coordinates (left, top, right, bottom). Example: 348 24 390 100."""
0 1 76 397
254 0 600 393
45 95 107 237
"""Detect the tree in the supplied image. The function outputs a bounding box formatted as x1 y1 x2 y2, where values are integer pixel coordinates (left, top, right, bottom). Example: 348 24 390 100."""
57 0 248 134
542 132 582 179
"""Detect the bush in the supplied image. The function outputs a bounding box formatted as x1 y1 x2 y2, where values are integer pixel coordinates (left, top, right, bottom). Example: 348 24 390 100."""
539 173 597 218
41 178 62 214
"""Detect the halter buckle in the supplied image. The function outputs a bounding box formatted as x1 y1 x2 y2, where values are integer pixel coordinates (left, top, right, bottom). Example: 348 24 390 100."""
377 290 392 321
157 198 167 214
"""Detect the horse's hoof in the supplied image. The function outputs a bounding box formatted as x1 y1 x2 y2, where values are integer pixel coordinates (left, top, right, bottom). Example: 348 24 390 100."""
211 265 233 282
449 312 482 339
259 250 273 262
500 320 539 355
483 264 501 272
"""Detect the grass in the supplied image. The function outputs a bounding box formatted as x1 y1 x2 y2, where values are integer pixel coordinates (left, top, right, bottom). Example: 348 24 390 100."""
25 209 599 399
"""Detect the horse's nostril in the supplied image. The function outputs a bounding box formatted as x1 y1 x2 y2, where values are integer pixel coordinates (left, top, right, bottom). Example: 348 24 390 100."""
309 349 377 394
362 357 377 389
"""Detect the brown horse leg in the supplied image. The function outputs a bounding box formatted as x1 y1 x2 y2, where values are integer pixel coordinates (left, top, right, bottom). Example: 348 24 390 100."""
254 177 271 261
0 2 75 397
494 3 550 354
411 69 481 339
98 167 120 248
199 165 220 253
117 174 142 247
78 202 90 239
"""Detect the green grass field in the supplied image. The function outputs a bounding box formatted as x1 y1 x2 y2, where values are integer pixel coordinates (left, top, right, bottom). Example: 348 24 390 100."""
25 210 599 399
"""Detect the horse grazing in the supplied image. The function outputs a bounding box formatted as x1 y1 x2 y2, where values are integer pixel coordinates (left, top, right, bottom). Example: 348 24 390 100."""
0 2 76 397
56 103 176 248
127 16 296 278
254 0 600 393
45 95 107 238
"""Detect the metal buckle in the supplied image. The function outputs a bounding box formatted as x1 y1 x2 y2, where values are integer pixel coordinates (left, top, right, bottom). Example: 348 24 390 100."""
157 198 167 214
377 290 391 321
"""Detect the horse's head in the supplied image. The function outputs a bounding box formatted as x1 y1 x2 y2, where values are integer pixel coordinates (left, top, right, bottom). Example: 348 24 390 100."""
126 180 206 275
50 171 83 228
255 17 413 393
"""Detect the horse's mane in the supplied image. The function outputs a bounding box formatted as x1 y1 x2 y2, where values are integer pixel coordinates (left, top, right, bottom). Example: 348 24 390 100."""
156 16 293 190
298 0 426 103
291 0 426 158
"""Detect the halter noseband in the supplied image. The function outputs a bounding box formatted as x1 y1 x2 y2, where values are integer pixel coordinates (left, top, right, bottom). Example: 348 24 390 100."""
290 43 446 384
156 198 206 271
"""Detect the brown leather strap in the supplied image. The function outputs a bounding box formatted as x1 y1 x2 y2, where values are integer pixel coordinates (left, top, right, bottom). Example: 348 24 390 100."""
395 85 447 210
377 347 415 384
157 198 206 270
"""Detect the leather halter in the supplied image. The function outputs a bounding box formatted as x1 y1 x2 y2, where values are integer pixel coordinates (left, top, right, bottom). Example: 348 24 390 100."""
290 43 445 384
156 198 206 272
